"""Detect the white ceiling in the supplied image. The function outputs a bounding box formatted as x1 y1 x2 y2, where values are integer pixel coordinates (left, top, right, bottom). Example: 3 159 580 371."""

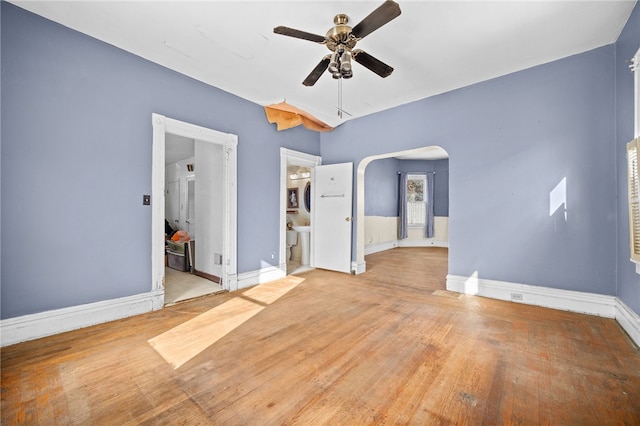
12 1 636 129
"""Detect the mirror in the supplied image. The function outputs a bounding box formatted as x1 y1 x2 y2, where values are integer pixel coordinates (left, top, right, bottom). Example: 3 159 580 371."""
304 182 311 212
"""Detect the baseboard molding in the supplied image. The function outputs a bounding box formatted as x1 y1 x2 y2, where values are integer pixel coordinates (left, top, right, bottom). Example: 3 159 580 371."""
365 239 448 256
352 260 366 275
364 240 398 255
0 290 164 347
446 274 640 348
6 270 636 349
615 298 640 348
398 239 449 248
237 265 286 290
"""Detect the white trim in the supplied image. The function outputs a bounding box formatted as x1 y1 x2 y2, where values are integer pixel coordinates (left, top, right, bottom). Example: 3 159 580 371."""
236 266 286 290
446 274 616 317
350 260 366 275
151 114 166 295
4 273 637 349
633 47 639 139
364 239 448 255
615 298 640 347
365 240 399 255
279 148 322 275
353 260 366 275
446 274 640 348
398 239 449 248
152 114 238 293
0 291 164 347
355 146 449 274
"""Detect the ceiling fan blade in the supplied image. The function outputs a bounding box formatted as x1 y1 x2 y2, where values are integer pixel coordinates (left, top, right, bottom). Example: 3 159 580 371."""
273 26 326 44
351 0 401 39
303 56 331 86
353 50 394 78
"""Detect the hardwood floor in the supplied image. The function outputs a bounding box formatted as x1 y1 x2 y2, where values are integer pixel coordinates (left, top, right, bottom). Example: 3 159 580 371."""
2 247 639 424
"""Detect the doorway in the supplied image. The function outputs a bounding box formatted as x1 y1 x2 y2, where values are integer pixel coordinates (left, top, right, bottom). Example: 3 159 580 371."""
279 148 321 276
163 134 225 305
355 146 449 274
152 114 238 306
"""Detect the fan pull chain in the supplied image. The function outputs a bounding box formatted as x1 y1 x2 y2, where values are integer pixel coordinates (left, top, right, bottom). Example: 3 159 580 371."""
337 78 343 119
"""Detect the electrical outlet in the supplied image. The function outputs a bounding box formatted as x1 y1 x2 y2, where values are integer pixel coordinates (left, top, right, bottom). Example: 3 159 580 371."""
271 252 275 260
510 293 523 301
143 195 151 205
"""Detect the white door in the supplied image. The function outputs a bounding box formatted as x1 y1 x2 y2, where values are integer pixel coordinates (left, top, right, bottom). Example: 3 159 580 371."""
194 140 224 278
165 180 180 230
312 163 353 273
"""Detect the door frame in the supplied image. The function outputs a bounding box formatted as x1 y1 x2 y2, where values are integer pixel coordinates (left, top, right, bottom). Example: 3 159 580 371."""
152 114 238 298
355 146 446 274
279 148 321 274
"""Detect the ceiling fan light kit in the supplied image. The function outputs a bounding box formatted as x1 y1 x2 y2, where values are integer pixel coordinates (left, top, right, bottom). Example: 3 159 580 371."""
273 0 401 86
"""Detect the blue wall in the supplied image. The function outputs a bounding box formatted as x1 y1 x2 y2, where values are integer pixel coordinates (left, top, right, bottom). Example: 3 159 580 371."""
0 3 320 319
397 159 449 217
615 4 640 314
321 45 618 296
2 1 638 321
364 158 449 217
364 158 398 217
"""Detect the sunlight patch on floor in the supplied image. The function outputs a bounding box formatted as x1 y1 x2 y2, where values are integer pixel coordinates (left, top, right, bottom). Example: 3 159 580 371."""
242 275 304 305
148 275 305 369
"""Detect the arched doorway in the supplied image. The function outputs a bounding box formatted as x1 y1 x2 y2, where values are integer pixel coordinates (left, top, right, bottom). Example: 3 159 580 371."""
355 146 449 274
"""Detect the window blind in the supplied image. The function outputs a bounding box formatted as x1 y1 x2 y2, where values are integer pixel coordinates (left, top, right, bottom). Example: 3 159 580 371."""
627 138 640 261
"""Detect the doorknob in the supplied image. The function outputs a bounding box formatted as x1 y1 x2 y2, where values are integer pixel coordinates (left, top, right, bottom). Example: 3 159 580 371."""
345 217 351 222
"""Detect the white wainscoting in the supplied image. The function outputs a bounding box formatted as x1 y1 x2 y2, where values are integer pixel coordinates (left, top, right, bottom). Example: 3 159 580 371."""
364 216 449 255
446 274 640 348
1 290 164 347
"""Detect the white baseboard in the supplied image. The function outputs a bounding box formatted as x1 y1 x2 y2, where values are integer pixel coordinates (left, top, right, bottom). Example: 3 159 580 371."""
0 265 283 347
6 271 636 350
398 239 449 248
237 265 286 290
0 290 164 347
365 240 398 255
226 274 238 292
615 298 640 347
446 274 640 348
352 260 366 275
365 239 448 256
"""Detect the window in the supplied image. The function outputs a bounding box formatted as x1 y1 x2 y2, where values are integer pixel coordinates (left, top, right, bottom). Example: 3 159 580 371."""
627 48 640 266
635 47 640 138
628 139 640 262
406 174 426 226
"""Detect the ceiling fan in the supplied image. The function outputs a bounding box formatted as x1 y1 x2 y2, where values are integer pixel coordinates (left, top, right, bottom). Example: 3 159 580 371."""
273 0 401 86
